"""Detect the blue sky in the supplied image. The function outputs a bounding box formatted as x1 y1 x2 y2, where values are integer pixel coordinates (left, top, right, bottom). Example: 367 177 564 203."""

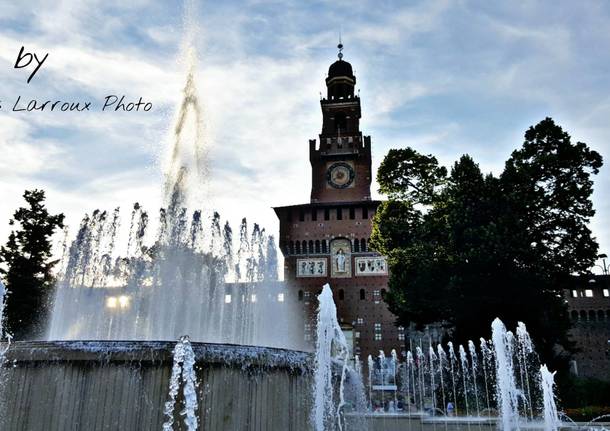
0 0 609 271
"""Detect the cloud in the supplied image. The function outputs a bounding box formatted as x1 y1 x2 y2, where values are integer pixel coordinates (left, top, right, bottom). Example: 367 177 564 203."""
0 0 608 268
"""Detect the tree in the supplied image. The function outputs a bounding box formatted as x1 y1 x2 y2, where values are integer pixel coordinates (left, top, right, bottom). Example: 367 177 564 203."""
0 190 64 339
371 118 602 367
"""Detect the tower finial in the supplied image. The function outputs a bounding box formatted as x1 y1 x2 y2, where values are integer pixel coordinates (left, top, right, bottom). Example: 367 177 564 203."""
337 33 343 60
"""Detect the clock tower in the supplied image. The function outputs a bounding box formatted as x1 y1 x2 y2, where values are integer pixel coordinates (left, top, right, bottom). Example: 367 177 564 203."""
274 45 400 360
310 43 372 203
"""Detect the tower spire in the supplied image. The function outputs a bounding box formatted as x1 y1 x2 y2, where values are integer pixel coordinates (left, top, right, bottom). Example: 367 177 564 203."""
337 32 343 60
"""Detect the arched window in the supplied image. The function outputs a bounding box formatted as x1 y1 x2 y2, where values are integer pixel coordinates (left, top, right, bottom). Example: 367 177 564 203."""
570 310 579 320
580 310 587 320
588 310 596 321
360 238 366 252
322 240 328 253
339 289 344 300
308 240 314 255
302 240 307 254
354 239 360 252
607 310 610 319
598 310 605 320
360 289 365 300
298 290 303 301
295 241 301 254
289 241 294 255
315 240 320 253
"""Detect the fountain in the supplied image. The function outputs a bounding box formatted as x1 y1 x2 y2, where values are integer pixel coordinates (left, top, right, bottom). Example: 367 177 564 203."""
0 36 311 430
342 318 610 431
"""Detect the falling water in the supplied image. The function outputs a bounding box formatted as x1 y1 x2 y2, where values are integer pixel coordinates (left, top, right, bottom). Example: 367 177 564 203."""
415 346 426 412
163 336 198 431
428 345 438 413
516 322 534 420
0 280 10 362
458 345 471 417
468 340 481 417
406 350 417 412
367 355 374 410
437 344 447 415
479 338 492 416
539 365 559 431
391 349 399 411
448 341 459 416
491 318 520 430
312 284 350 431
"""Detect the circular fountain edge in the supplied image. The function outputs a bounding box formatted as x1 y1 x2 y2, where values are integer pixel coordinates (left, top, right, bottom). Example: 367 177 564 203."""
2 340 312 372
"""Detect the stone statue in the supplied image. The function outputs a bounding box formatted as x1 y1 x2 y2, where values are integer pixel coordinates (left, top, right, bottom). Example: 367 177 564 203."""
335 249 346 272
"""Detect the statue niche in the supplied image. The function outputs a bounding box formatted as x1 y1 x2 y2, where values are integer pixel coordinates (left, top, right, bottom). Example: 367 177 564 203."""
330 238 351 278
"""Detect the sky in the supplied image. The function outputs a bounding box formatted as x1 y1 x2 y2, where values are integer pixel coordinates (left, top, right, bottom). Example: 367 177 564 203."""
0 0 609 272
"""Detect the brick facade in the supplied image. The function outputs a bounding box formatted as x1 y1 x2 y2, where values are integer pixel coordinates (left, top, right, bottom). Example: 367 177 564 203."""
565 274 610 381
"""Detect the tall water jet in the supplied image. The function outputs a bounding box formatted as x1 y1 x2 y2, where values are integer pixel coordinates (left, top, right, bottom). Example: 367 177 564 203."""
312 284 350 431
163 336 198 431
516 322 534 420
163 44 207 214
367 354 374 410
448 341 459 416
539 365 559 431
492 318 520 430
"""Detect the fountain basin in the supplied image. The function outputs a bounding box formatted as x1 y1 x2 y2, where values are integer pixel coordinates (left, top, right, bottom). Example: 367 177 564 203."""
0 340 311 430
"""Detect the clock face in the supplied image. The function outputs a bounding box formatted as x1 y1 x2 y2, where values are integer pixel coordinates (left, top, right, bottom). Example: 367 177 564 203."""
326 162 355 189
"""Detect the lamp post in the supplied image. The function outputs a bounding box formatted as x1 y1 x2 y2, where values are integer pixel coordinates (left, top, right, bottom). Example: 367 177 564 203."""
596 253 608 275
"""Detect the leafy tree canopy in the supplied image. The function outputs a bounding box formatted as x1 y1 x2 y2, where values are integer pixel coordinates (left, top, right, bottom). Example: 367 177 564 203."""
371 118 603 366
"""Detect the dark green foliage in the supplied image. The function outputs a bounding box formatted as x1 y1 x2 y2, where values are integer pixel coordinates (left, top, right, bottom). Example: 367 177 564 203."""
0 190 64 339
372 118 603 368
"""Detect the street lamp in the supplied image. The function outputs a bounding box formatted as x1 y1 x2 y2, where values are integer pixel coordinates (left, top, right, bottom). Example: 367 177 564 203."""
596 253 608 275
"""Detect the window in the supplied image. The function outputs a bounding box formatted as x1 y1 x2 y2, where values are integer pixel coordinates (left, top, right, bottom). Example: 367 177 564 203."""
287 210 293 222
362 207 368 219
374 323 382 331
337 208 343 220
349 207 355 220
312 209 317 221
302 240 307 254
359 289 365 300
585 289 594 297
304 291 311 300
315 240 321 254
357 318 364 325
295 242 301 254
570 310 579 320
397 326 405 332
308 240 314 255
354 239 360 252
278 293 285 302
603 289 609 297
224 294 232 304
338 289 345 300
374 333 382 341
299 209 305 222
588 310 596 320
373 290 380 304
398 333 405 341
289 241 294 255
571 290 578 298
355 331 360 339
298 290 303 301
360 238 366 252
322 240 328 253
324 208 330 220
